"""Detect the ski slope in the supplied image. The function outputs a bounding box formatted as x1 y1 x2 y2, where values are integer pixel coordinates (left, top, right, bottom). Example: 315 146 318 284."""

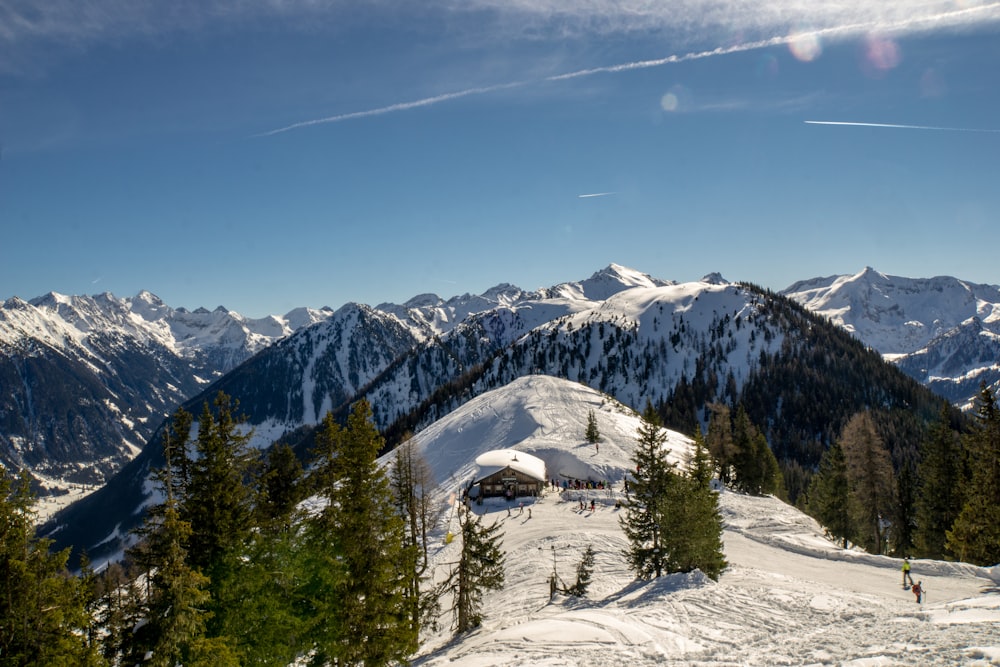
398 375 1000 666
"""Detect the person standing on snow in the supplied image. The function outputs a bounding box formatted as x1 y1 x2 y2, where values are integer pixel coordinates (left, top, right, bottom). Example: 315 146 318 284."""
902 557 914 587
912 581 923 604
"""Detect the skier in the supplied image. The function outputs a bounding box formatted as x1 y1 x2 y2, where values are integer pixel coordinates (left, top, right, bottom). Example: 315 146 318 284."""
902 557 914 587
912 581 923 604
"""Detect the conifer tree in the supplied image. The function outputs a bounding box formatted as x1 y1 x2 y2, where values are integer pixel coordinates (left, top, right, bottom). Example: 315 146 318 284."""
128 414 239 667
183 393 258 578
0 470 102 667
564 545 596 597
731 406 783 497
439 508 506 634
840 412 895 554
257 442 305 530
621 402 676 579
665 432 727 580
307 402 417 665
585 409 601 445
915 404 964 558
807 441 852 548
947 383 1000 565
705 403 737 487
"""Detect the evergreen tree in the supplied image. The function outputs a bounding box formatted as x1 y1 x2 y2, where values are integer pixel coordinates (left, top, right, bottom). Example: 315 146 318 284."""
564 545 596 597
666 430 727 580
257 442 305 530
183 393 258 578
585 409 601 445
840 412 895 554
621 403 677 579
439 508 505 634
0 470 102 667
705 403 737 487
947 383 1000 565
807 441 852 548
915 403 964 558
307 401 418 666
128 415 239 667
730 406 783 497
891 460 917 556
94 561 139 666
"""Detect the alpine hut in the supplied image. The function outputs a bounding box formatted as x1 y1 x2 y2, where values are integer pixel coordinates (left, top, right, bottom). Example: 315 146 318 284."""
471 449 546 500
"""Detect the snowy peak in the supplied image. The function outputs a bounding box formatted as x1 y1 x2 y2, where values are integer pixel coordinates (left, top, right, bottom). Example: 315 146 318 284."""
401 374 692 495
782 269 999 354
782 268 1000 406
551 264 672 302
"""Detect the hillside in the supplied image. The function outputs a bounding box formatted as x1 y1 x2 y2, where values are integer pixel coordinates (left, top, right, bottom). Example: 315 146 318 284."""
396 375 999 665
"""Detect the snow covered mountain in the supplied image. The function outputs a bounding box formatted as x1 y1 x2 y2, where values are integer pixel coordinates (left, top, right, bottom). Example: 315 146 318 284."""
0 290 330 488
404 375 999 665
782 267 1000 408
45 266 945 562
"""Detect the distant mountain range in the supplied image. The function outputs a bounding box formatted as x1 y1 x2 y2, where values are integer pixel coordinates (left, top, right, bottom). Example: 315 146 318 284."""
0 291 330 486
40 265 960 564
781 267 1000 409
4 265 997 496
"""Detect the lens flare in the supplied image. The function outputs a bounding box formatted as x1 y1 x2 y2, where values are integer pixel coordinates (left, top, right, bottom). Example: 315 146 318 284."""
863 35 902 74
788 33 822 62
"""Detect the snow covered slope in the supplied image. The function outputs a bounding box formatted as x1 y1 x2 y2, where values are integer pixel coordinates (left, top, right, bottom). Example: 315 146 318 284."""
400 375 1000 666
783 268 1000 407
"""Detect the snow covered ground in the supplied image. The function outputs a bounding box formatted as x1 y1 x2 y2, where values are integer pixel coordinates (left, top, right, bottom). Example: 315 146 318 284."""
401 375 1000 666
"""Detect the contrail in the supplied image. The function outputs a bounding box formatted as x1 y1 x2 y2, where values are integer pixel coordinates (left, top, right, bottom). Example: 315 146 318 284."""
578 192 617 198
257 2 1000 138
805 120 1000 133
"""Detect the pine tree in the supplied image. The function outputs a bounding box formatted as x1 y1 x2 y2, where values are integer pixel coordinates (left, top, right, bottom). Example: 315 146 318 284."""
439 508 506 633
307 401 418 665
585 409 601 445
915 404 964 558
128 414 239 667
808 441 852 548
564 545 596 597
840 412 895 554
621 402 677 579
892 461 917 556
257 442 305 530
183 393 258 578
666 433 727 580
705 403 737 487
730 406 782 497
947 383 1000 565
0 470 102 667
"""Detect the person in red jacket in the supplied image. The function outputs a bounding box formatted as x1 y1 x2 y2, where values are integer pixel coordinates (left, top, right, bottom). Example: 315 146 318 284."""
912 581 923 604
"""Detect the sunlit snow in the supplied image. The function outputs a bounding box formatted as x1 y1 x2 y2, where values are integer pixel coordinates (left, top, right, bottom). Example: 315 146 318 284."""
393 375 999 666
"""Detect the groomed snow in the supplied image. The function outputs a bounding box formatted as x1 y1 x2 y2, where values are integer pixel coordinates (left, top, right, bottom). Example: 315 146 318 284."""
392 375 1000 666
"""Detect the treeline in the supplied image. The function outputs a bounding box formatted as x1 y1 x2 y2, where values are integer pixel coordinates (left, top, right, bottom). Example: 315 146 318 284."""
806 384 1000 565
1 392 505 666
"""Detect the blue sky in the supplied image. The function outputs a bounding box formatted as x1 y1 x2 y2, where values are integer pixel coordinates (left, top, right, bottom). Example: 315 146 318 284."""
2 1 999 317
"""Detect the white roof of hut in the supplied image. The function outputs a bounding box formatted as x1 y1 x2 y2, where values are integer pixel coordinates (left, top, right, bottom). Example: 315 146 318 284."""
474 449 546 483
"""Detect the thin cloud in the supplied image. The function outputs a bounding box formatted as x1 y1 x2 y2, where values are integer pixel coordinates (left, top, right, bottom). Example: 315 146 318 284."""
578 192 617 198
805 120 1000 133
256 2 1000 137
